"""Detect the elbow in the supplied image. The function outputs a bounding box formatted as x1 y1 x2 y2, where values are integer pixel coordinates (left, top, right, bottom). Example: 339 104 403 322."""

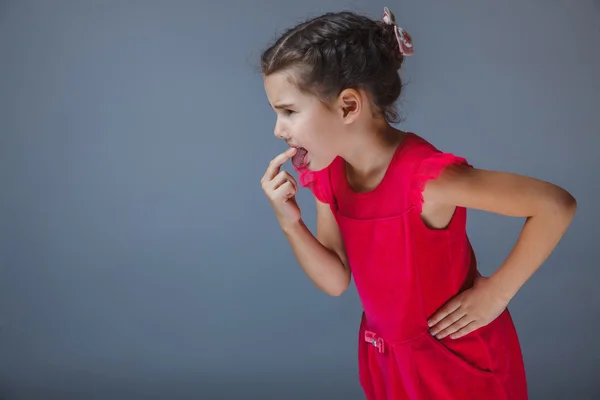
326 271 351 297
328 286 347 297
555 188 577 218
542 187 577 222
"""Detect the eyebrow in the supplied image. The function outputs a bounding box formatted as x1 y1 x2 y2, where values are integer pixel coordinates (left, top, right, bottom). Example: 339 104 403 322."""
272 103 295 110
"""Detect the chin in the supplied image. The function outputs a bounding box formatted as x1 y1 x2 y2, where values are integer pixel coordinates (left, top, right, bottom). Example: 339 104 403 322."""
306 158 332 172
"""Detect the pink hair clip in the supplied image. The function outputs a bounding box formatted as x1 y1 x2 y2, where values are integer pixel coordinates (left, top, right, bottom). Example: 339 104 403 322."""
382 7 414 56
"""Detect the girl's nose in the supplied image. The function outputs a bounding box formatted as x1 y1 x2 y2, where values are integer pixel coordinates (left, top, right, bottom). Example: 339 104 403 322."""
274 120 287 139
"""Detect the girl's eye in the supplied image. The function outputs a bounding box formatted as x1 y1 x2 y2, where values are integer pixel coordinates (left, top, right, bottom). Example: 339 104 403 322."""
284 109 295 116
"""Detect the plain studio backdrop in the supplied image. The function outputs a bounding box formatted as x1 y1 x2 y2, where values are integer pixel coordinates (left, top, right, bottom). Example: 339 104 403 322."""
0 0 598 399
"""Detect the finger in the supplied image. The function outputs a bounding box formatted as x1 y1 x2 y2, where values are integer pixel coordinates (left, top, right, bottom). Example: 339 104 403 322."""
273 181 296 201
449 321 479 340
427 299 462 328
429 309 467 336
263 147 297 182
270 170 297 192
436 315 474 339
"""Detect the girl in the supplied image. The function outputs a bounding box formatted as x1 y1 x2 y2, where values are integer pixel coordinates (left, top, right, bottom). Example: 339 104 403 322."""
259 7 576 400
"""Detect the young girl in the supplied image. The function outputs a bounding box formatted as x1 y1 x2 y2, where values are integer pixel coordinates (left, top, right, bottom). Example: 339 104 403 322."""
259 7 576 400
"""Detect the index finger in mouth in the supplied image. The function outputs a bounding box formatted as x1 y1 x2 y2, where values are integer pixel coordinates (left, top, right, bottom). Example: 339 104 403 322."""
265 147 297 177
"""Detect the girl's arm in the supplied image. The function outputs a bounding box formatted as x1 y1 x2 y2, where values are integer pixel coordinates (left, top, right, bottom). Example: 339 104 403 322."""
427 165 576 299
425 165 577 338
282 199 351 297
261 148 350 297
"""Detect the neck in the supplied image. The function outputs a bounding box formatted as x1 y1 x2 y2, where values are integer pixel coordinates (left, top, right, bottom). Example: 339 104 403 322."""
340 120 406 179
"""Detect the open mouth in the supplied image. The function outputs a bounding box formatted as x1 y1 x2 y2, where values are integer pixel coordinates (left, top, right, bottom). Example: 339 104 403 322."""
291 146 308 169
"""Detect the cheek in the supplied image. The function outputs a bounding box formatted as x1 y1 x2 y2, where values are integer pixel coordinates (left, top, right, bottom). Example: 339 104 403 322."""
292 116 318 143
309 121 339 151
295 111 338 154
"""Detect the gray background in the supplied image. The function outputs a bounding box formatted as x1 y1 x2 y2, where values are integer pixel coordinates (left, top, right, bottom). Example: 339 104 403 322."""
0 0 598 399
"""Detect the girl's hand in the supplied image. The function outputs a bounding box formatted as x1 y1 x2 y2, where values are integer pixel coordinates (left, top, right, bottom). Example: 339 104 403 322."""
261 147 301 230
427 276 509 340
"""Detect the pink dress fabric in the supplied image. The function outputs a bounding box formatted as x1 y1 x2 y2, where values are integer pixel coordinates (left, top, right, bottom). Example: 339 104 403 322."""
294 132 528 399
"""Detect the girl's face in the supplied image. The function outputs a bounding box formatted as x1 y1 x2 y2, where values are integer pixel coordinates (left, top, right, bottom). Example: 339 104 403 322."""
264 70 345 171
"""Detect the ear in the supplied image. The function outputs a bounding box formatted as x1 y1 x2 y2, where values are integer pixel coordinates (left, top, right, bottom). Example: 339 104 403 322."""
337 88 362 124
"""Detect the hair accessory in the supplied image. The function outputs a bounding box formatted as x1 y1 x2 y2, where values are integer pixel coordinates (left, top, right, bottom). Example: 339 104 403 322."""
382 7 414 56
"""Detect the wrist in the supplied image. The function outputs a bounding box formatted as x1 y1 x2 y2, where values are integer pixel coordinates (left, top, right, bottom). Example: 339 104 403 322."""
281 218 305 236
486 273 518 303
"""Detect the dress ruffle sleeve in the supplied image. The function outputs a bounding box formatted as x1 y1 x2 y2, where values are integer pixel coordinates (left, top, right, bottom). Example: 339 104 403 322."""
411 152 472 213
294 164 335 205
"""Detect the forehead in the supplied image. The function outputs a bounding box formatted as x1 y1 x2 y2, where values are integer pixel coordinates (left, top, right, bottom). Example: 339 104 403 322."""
264 70 308 105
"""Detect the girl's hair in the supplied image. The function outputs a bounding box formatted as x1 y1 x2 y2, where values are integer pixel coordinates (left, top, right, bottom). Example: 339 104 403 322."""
260 10 407 123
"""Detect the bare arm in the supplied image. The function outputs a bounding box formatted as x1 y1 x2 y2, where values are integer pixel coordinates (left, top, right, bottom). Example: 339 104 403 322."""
282 199 350 297
424 165 577 301
261 148 350 297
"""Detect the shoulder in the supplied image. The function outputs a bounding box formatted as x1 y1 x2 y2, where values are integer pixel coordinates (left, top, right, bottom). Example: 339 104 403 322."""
402 133 466 164
404 133 472 212
293 159 338 205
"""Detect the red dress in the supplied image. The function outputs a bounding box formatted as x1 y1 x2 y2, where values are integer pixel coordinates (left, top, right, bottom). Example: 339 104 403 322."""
295 133 528 400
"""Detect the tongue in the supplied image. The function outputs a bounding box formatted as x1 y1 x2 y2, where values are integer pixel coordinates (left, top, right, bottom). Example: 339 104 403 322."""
292 147 308 169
